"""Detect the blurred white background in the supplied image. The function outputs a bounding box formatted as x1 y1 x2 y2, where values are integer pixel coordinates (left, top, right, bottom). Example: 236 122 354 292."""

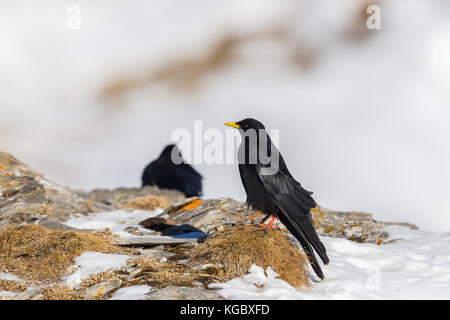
1 0 449 231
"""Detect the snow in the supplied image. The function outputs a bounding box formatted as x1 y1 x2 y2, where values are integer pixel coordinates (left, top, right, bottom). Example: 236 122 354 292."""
63 209 162 237
0 272 22 281
109 285 152 300
61 252 131 288
0 291 17 297
211 226 450 300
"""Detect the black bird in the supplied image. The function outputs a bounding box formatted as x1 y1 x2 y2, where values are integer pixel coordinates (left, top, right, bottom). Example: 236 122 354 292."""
142 144 203 197
225 118 329 280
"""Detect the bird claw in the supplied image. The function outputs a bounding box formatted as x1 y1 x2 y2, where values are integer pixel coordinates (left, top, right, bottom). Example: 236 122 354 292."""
255 223 277 231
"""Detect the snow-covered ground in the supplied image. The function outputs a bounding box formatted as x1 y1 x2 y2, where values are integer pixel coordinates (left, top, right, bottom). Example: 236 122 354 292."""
212 226 450 299
63 210 450 299
1 207 448 299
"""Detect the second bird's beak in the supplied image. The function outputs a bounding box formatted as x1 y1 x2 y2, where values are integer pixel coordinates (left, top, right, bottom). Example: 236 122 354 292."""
224 122 240 129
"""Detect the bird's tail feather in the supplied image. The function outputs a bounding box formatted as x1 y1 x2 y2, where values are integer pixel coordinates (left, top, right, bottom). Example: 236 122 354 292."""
282 217 325 280
297 236 325 280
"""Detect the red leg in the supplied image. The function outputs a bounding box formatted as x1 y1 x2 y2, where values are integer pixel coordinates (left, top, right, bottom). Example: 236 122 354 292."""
256 214 278 231
259 214 272 224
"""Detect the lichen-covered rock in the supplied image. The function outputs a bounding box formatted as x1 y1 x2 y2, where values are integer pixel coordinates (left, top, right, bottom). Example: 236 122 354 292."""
83 279 122 298
76 186 185 210
311 206 388 243
158 198 389 244
0 152 101 223
157 197 256 233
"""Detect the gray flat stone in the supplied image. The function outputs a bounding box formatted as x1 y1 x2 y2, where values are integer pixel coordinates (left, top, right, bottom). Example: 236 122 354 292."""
113 236 200 247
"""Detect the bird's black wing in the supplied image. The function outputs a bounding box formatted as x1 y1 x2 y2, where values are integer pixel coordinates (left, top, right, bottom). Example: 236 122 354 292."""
172 164 203 197
238 164 252 201
256 166 329 279
141 161 158 186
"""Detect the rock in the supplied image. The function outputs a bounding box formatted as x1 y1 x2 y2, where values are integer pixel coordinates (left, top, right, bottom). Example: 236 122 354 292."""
0 152 103 223
113 236 201 247
311 207 389 243
141 286 224 300
159 198 389 244
139 217 170 229
123 226 144 236
137 247 174 259
83 279 122 298
157 197 256 234
159 257 168 263
76 186 185 210
36 217 85 232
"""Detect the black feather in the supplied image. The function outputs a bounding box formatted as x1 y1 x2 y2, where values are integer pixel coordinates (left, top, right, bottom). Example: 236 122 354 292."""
230 118 329 280
142 144 203 197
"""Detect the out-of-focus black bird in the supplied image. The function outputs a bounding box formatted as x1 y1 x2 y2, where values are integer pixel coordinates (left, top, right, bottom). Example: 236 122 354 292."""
225 118 329 280
141 144 203 197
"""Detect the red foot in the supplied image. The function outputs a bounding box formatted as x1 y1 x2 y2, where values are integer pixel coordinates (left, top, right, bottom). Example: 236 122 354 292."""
256 214 278 231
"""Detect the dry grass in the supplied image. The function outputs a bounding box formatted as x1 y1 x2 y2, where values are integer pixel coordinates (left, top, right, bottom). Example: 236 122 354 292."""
124 226 309 290
0 280 27 293
40 286 83 300
123 195 170 211
126 257 220 289
191 225 309 288
0 225 128 283
80 271 123 290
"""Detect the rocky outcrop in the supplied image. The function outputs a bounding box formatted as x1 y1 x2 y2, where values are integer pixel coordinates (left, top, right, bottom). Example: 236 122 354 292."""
156 197 255 233
0 152 184 227
155 197 389 244
311 207 389 243
0 152 101 224
76 186 185 210
0 151 390 244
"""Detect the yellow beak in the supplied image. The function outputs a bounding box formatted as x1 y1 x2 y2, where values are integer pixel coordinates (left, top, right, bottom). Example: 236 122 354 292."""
224 122 240 129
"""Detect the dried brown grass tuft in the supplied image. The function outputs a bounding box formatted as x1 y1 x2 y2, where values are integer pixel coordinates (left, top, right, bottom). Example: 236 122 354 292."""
40 286 83 300
191 225 309 288
0 225 128 283
0 280 27 293
126 257 219 288
124 226 309 290
80 271 123 290
123 195 170 211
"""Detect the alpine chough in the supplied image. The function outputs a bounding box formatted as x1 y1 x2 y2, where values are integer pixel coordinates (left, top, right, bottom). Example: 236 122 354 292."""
225 118 329 280
142 144 203 197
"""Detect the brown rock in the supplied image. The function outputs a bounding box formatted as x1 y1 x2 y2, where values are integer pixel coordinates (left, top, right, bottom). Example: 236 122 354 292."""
0 152 101 223
77 186 185 209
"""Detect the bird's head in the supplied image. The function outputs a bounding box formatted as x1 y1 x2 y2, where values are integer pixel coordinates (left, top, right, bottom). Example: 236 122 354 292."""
224 118 266 132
